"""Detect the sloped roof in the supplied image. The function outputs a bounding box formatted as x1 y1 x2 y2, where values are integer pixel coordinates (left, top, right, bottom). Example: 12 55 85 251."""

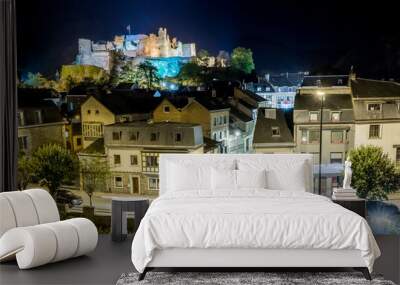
80 138 105 155
193 94 230 111
93 91 162 114
351 78 400 99
253 109 294 145
294 93 353 110
203 136 221 152
302 75 348 87
240 89 267 102
229 106 253 122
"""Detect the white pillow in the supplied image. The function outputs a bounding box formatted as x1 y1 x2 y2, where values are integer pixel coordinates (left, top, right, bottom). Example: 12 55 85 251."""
238 158 308 191
236 169 267 189
212 168 237 190
167 163 211 191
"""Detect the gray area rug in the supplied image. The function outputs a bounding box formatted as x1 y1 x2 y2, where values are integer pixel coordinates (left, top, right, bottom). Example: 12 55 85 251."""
116 272 395 285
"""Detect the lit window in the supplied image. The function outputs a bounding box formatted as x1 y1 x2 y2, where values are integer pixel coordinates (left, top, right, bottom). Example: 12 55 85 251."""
301 130 308 144
130 155 138 165
271 127 280 136
331 112 341 122
331 130 344 144
369 125 380 139
114 154 121 165
309 112 319 121
367 103 381 112
330 152 343 164
175 132 182 142
148 177 159 190
114 176 123 188
163 106 170 113
112 131 121 140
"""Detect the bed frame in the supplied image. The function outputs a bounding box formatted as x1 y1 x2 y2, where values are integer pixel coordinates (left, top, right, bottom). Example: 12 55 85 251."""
139 248 371 280
138 154 372 281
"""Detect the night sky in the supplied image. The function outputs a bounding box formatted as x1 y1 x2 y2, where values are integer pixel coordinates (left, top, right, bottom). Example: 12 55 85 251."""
17 0 400 79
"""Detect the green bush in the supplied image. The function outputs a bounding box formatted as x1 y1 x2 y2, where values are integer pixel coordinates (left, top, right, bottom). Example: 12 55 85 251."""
349 145 400 200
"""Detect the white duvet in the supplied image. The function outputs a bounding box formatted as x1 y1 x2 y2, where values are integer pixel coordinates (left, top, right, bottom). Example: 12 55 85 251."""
131 190 380 273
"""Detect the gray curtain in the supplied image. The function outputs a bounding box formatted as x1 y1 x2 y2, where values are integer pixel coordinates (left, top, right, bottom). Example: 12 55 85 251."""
0 0 18 192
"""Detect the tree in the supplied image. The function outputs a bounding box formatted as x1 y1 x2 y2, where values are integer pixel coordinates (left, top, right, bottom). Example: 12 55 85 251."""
349 145 400 200
109 50 126 86
117 63 144 86
17 154 34 190
80 158 110 208
231 47 255 74
138 61 160 89
177 62 206 86
30 144 77 199
22 72 56 89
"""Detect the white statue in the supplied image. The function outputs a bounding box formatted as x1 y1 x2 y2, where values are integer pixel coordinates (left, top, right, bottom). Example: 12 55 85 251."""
343 157 352 189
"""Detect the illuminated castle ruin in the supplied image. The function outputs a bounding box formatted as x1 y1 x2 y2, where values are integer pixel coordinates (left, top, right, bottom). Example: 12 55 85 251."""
76 27 196 73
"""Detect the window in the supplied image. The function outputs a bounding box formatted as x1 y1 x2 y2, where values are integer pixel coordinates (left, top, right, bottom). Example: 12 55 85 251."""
213 133 217 140
130 155 138 165
114 154 121 165
120 116 129 122
309 111 319 121
76 137 82 146
330 152 343 164
308 130 320 144
331 130 344 144
213 117 217 126
396 147 400 166
142 153 159 172
34 110 42 124
301 130 308 144
331 112 341 122
87 110 91 115
18 136 28 151
163 106 170 113
219 131 223 139
95 109 99 115
175 132 182 142
369 125 380 139
146 156 158 167
367 103 381 112
223 115 227 124
18 111 24 126
114 176 123 188
112 131 122 140
271 126 280 136
150 132 158 141
148 177 159 190
129 131 139 141
82 123 103 138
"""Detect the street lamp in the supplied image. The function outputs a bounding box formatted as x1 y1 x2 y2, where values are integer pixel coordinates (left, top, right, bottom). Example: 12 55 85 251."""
316 91 325 195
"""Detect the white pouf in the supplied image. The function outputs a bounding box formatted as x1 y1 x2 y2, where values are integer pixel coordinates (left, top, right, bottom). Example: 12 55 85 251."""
0 189 98 269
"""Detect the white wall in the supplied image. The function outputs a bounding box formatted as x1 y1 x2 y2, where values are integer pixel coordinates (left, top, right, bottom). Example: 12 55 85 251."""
354 122 400 161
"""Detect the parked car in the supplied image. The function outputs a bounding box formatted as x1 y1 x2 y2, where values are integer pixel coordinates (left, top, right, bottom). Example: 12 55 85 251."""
56 190 83 208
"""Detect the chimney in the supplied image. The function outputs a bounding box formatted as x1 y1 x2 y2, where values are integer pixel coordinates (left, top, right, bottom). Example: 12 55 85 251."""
264 108 276 119
212 89 217 97
265 73 270 82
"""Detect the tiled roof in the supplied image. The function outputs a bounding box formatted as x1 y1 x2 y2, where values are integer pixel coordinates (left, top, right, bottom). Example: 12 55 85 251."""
302 75 348 87
253 108 294 145
193 94 230 111
93 91 162 115
351 78 400 99
294 93 353 110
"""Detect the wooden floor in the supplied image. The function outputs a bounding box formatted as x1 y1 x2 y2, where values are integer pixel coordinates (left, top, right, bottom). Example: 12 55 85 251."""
0 235 398 285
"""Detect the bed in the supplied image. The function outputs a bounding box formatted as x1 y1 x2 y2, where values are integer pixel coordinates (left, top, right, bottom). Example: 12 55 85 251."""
131 154 380 280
